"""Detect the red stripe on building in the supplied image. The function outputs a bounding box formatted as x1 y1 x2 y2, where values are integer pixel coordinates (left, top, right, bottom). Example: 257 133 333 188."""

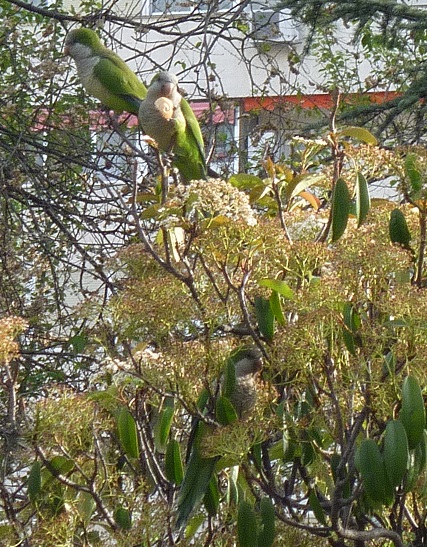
243 91 401 112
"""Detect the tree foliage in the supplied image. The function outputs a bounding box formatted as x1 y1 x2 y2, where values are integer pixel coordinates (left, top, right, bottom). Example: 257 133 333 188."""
1 1 427 546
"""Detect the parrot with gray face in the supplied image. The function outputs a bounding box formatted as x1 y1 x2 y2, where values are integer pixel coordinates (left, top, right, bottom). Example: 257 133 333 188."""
64 28 147 115
138 71 207 182
176 347 263 530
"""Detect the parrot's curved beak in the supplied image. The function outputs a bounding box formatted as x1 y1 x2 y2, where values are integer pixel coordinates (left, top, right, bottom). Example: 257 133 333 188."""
161 81 176 97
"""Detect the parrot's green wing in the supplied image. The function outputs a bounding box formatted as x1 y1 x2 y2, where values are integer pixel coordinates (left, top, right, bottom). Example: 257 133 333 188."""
173 99 207 181
93 54 147 114
181 99 205 160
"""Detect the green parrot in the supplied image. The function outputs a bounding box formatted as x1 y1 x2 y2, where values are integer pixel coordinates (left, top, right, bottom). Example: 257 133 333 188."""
176 347 263 530
138 71 207 182
64 28 147 115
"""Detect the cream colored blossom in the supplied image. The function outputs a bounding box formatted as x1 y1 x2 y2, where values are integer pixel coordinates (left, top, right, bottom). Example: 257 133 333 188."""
0 316 28 364
174 178 257 227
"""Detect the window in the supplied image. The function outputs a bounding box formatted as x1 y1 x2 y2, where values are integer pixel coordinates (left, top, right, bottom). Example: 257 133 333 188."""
151 0 233 14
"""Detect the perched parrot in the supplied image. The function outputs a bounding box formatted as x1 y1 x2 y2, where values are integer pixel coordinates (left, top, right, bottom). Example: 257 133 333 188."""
176 347 263 530
64 28 147 115
138 71 207 182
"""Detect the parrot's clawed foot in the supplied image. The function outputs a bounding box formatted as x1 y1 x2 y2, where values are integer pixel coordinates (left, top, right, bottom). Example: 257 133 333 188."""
141 135 159 148
162 152 175 169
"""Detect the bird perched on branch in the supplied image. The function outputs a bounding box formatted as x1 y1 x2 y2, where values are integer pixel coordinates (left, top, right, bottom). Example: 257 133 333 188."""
138 71 207 182
176 347 263 530
64 28 147 115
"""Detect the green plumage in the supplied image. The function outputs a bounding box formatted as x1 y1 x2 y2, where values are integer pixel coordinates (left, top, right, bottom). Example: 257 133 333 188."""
138 71 207 182
65 28 147 115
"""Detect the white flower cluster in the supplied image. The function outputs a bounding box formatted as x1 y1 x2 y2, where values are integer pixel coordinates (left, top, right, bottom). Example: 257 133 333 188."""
176 178 257 227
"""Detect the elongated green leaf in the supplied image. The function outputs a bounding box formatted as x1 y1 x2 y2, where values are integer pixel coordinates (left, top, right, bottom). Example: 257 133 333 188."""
117 407 139 460
405 153 422 195
176 425 217 529
227 466 239 505
28 461 42 504
154 403 174 453
389 209 411 248
338 126 378 145
404 431 427 493
258 278 294 299
269 291 286 326
216 395 238 426
355 171 370 227
254 296 274 341
383 420 408 487
165 438 184 485
203 475 220 517
342 302 361 355
196 387 210 411
331 178 351 242
184 514 205 540
238 501 258 547
356 439 393 504
77 492 96 526
308 490 327 526
284 173 326 202
400 375 426 449
257 497 275 547
222 359 237 400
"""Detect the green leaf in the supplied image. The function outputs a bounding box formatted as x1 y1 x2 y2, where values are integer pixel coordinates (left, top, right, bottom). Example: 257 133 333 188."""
229 173 263 190
284 173 326 202
331 178 351 242
226 466 239 505
399 375 426 449
165 438 184 485
222 358 237 400
28 461 41 504
389 209 411 248
154 401 174 453
254 296 275 341
117 407 139 460
216 395 238 425
258 278 294 298
196 387 210 411
77 492 96 526
404 431 427 493
140 203 162 220
184 514 205 540
48 456 74 476
203 474 220 517
114 506 132 530
356 439 393 504
383 419 409 487
338 126 378 145
238 500 258 547
69 334 87 354
176 429 217 529
257 497 275 547
355 171 371 227
405 153 422 195
342 302 361 355
269 291 286 326
308 490 327 526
